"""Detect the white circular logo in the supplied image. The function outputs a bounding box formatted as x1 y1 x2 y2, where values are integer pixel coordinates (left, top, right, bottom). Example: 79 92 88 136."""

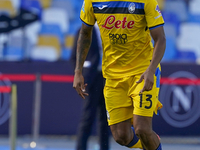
160 71 200 128
128 3 135 14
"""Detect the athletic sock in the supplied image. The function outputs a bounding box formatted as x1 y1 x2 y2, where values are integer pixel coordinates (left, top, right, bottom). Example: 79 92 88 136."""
143 143 162 150
156 143 162 150
125 127 143 149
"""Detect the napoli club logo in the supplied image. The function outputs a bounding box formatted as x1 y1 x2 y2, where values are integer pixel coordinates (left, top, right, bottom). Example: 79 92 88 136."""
160 71 200 128
128 3 135 14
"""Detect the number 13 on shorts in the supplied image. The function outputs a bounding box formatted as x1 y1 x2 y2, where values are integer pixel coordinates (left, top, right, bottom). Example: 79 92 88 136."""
139 94 152 109
133 91 160 117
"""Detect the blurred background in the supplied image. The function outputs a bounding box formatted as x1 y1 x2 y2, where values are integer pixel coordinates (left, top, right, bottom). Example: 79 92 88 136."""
0 0 200 150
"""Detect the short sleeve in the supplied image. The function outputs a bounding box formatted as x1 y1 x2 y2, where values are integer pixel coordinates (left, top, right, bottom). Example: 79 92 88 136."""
144 0 164 30
80 0 96 26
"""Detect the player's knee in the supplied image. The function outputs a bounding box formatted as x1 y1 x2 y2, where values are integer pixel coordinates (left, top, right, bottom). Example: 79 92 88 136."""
113 131 130 146
135 127 152 139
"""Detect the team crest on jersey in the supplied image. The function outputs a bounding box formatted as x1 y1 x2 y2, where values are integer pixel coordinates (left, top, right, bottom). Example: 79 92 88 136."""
128 3 135 14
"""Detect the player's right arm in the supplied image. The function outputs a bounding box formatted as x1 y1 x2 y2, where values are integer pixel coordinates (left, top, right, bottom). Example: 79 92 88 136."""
73 0 96 98
73 24 93 99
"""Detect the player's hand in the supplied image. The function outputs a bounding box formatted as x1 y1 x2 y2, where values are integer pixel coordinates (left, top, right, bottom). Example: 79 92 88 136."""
136 69 154 93
73 71 88 99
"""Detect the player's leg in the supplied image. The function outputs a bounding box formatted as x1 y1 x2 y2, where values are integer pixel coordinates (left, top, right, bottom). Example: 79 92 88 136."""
133 115 160 150
131 67 163 150
104 77 143 149
110 118 143 149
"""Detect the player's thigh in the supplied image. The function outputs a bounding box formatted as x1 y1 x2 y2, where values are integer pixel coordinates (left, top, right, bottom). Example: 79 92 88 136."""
131 74 161 117
110 119 133 141
104 78 133 126
133 115 153 134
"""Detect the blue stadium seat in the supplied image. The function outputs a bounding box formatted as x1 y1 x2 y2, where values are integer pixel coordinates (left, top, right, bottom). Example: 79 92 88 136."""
164 23 178 41
176 22 200 60
42 8 69 34
162 36 177 62
61 48 72 61
51 0 75 21
189 0 200 17
10 0 20 11
30 46 59 62
68 19 81 35
20 0 42 19
188 13 200 23
164 0 188 22
39 23 64 44
3 46 24 61
162 11 180 34
175 50 197 62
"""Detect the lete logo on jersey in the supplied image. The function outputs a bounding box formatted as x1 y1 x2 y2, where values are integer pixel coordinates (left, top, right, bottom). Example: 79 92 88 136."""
102 15 134 29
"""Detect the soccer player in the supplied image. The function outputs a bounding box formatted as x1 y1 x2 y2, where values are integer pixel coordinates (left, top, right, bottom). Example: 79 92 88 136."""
73 0 166 149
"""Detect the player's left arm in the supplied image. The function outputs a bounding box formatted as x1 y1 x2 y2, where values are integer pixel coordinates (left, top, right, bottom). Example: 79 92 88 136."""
137 0 166 93
149 26 166 74
145 0 166 72
137 26 166 93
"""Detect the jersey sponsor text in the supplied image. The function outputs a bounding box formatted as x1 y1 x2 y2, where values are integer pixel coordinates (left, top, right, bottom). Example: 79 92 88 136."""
102 15 134 29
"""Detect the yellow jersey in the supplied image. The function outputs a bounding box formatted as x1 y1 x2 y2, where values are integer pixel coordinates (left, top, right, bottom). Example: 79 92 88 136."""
80 0 164 79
